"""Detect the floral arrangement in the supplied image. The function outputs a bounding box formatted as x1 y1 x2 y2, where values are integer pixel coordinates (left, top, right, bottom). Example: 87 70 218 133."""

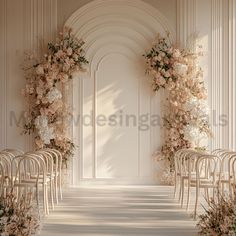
0 191 40 236
144 34 212 176
22 27 88 164
197 194 236 235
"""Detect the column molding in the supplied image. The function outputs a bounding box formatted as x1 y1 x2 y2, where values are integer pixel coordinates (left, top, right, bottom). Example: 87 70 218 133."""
211 0 222 149
176 0 196 48
228 0 236 149
23 0 58 150
211 0 236 150
0 0 7 149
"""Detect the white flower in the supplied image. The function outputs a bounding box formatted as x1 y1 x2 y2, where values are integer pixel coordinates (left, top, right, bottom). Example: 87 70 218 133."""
183 125 201 142
198 99 210 116
184 97 210 119
173 63 188 76
183 125 207 143
35 115 56 143
38 127 54 144
35 115 48 129
35 65 44 75
46 87 62 103
184 97 198 111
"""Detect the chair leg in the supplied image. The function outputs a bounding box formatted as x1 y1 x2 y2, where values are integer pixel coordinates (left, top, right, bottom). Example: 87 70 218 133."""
229 183 233 199
174 177 177 198
36 185 40 220
45 185 49 215
50 180 54 210
55 177 59 204
178 180 182 203
206 188 210 203
43 185 47 215
181 178 185 208
43 184 49 215
194 186 199 220
186 184 191 211
221 182 225 196
59 175 62 200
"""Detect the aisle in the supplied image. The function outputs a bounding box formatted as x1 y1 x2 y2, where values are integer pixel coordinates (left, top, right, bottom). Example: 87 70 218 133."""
40 186 198 236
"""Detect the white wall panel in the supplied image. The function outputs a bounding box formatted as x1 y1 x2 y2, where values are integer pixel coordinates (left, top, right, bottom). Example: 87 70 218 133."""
0 0 7 149
177 0 196 48
1 0 235 185
0 0 57 151
210 0 236 150
66 0 175 185
177 0 236 151
228 0 236 150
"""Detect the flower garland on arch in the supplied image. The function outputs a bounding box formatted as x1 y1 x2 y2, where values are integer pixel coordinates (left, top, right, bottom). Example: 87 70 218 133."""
22 27 88 164
144 34 212 181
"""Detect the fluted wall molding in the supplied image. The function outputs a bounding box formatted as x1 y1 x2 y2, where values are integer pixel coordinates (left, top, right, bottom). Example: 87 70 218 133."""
26 0 58 150
228 0 236 149
211 0 223 150
211 0 236 150
0 0 7 149
177 0 196 48
0 0 57 151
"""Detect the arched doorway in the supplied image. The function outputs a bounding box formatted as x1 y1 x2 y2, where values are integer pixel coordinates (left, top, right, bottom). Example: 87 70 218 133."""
66 0 174 185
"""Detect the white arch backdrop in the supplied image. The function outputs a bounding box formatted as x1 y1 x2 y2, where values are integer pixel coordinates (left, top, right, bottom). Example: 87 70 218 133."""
65 0 175 186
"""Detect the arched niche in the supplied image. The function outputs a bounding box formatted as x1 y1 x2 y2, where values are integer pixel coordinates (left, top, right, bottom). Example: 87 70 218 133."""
65 0 175 186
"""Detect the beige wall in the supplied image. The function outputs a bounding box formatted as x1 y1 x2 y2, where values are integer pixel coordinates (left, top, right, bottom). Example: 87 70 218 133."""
0 0 177 152
0 0 57 150
57 0 177 30
0 0 235 164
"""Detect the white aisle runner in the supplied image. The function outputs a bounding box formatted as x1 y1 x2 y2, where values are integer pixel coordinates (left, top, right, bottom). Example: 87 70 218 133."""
40 186 197 236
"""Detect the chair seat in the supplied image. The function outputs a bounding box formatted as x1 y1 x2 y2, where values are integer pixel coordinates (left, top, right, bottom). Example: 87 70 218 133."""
14 177 50 185
30 173 55 179
14 181 38 187
190 178 217 187
181 172 197 179
220 179 232 183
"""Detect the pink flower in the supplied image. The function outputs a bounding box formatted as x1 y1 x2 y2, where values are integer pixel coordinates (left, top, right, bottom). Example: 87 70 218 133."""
55 49 64 58
35 65 44 75
67 47 73 56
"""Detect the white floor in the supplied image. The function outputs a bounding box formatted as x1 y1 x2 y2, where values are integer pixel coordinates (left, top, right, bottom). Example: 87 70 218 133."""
40 186 198 236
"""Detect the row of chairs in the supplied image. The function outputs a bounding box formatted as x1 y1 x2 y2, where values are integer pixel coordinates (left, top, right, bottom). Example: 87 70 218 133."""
174 148 236 219
0 148 63 215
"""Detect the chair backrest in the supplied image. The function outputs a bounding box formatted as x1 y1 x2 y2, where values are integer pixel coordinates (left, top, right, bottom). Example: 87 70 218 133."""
195 154 220 184
178 149 202 177
12 154 41 185
24 152 47 179
35 150 54 178
3 148 24 156
217 151 236 179
228 152 236 181
0 161 6 196
212 148 224 155
43 148 62 175
0 153 12 179
174 149 190 174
